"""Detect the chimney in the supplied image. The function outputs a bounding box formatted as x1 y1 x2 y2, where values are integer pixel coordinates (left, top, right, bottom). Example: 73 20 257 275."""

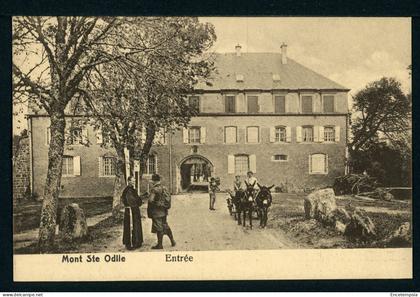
281 42 287 64
235 44 242 56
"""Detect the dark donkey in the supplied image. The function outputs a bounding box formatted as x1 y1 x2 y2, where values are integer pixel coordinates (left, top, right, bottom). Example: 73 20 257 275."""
231 189 247 225
242 180 257 229
255 183 274 228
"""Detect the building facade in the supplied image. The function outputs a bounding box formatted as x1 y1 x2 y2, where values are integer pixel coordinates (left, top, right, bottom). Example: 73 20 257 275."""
27 44 349 197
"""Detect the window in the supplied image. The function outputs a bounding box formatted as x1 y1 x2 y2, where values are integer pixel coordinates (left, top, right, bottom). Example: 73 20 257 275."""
324 126 336 142
66 127 83 145
188 127 201 144
246 126 259 143
310 153 328 174
274 96 286 113
224 126 237 144
247 96 259 113
302 126 313 142
302 95 313 113
273 154 288 161
102 157 116 176
188 96 200 113
235 155 249 175
225 95 236 113
146 155 157 175
323 95 335 112
275 126 287 142
62 156 74 176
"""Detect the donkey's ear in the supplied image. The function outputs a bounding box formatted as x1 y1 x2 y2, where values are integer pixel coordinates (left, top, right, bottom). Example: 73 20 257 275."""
268 184 275 190
257 183 262 189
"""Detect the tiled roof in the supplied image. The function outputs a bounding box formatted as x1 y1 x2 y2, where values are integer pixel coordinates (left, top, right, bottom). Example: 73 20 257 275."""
195 53 349 91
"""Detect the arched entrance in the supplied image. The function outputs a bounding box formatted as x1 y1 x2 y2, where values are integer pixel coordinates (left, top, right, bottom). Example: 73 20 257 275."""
178 155 213 192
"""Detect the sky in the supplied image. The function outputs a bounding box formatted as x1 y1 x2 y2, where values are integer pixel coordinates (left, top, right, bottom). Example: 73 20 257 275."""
201 17 411 94
13 17 411 134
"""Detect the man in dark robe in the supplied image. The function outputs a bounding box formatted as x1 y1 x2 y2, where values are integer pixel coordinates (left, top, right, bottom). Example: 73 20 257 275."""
122 176 143 250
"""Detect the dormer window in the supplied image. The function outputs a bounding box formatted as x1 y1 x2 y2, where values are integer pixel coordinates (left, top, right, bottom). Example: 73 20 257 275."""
272 74 280 81
236 74 244 82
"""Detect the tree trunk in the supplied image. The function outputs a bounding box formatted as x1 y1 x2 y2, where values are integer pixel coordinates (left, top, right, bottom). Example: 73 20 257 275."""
38 111 66 252
112 148 127 216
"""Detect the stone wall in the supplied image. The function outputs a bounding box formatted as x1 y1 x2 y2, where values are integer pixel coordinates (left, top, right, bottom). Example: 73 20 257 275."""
13 136 31 203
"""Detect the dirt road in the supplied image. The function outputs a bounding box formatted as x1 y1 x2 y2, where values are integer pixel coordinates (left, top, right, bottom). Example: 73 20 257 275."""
88 193 297 253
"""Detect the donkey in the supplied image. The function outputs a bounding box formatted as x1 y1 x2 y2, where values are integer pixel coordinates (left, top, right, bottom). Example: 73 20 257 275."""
255 183 274 228
242 181 257 229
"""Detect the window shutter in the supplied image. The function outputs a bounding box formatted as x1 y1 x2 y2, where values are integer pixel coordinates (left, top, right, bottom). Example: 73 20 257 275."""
64 127 71 145
269 127 275 142
73 156 81 176
319 126 324 143
98 157 103 177
200 127 206 143
308 155 312 173
335 126 341 142
286 126 292 142
46 127 51 145
155 155 158 174
96 127 103 144
183 128 189 143
325 154 329 173
313 126 319 142
141 127 147 143
296 126 302 142
82 127 88 143
249 154 257 173
228 155 235 174
160 129 168 144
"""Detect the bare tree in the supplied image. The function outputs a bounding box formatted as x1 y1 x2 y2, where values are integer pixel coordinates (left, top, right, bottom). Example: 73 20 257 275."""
12 17 157 250
79 17 216 211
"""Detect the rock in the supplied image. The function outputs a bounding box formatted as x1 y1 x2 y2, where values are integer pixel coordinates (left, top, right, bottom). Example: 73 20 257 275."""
335 221 347 234
59 203 88 240
332 208 351 224
384 222 411 247
344 208 376 241
304 188 337 224
381 192 394 201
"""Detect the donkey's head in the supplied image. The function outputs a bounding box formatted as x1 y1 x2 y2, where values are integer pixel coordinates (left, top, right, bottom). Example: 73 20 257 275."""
257 183 274 198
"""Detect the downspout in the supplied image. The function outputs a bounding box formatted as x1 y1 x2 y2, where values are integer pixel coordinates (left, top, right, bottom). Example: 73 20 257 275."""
28 116 34 195
168 130 173 194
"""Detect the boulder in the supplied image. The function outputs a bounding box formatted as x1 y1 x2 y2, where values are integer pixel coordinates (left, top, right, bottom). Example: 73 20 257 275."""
304 188 337 224
335 221 347 234
59 203 88 240
384 222 411 247
332 208 351 224
344 208 376 241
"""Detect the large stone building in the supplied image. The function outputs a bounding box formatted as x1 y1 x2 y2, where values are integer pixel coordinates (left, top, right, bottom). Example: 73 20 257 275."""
27 44 349 197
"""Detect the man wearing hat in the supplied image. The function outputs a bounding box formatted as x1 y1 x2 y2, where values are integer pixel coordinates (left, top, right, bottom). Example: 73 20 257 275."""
147 174 176 249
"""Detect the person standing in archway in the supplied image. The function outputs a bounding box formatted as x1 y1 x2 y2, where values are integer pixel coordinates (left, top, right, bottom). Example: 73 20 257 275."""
208 177 219 210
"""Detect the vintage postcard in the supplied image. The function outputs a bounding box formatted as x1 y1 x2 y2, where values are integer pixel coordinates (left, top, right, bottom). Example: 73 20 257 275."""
12 17 412 281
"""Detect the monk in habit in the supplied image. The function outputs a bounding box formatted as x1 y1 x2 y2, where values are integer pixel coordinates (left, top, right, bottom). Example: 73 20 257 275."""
121 176 143 250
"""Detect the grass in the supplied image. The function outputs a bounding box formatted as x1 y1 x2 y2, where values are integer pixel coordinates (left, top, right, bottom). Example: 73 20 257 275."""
14 214 123 254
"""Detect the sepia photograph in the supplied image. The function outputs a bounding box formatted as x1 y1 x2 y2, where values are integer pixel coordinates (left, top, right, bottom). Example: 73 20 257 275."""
11 16 412 280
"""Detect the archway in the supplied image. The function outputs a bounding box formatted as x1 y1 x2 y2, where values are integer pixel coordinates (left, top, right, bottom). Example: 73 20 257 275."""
178 155 214 192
